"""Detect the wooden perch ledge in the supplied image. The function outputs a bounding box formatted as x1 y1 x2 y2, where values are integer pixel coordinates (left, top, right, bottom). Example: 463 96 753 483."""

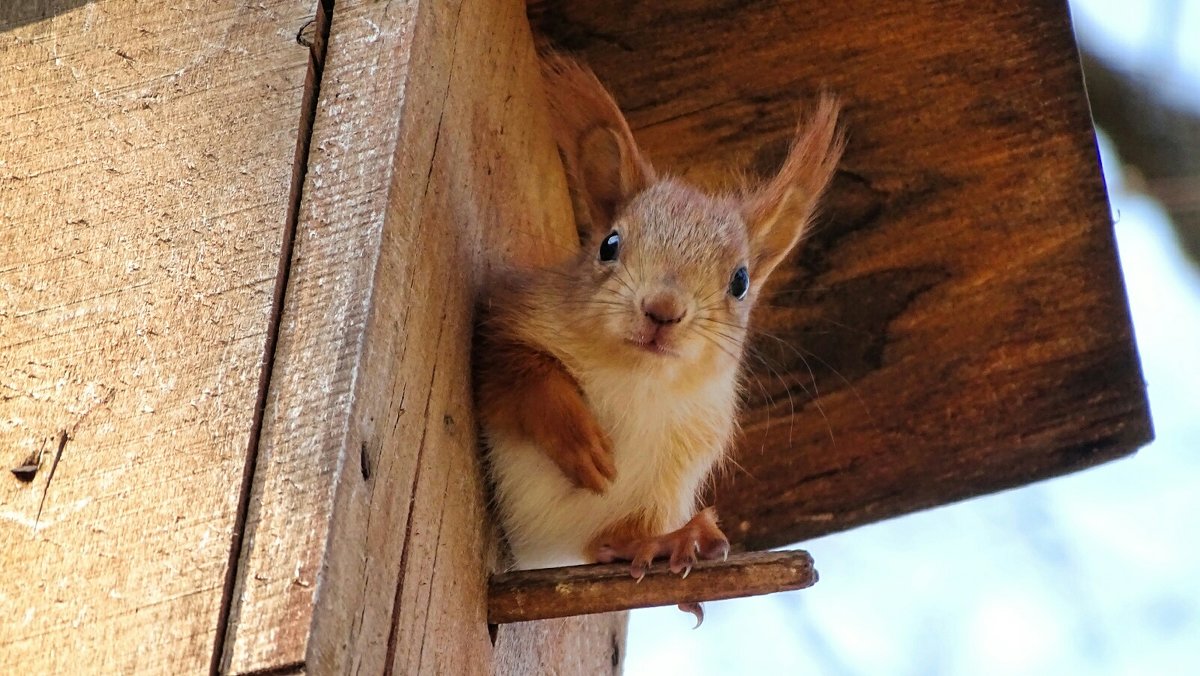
487 550 817 624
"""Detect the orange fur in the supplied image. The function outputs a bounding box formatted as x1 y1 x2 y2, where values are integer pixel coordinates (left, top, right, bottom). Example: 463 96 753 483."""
586 510 663 562
743 96 846 278
540 51 656 242
475 297 615 493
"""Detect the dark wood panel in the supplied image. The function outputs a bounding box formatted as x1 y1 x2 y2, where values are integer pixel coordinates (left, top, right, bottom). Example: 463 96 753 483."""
529 0 1153 549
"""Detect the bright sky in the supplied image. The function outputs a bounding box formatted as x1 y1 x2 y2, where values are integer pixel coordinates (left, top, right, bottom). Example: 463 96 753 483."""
626 2 1200 673
1071 0 1200 110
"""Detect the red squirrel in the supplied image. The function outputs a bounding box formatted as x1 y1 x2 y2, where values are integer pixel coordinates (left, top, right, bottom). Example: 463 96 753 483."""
475 53 843 597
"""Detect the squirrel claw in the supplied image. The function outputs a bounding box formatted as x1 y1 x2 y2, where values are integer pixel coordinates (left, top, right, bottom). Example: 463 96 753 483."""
678 602 704 628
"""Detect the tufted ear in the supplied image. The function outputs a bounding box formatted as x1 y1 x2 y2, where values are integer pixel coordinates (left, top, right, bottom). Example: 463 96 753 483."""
742 95 845 281
540 52 655 244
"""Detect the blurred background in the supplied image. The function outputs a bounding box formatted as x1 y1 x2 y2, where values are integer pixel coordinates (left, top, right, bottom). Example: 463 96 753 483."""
627 1 1200 673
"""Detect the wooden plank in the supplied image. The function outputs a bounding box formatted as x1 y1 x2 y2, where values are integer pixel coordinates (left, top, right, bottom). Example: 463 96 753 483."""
222 0 622 673
528 0 1153 548
0 1 311 672
489 550 817 623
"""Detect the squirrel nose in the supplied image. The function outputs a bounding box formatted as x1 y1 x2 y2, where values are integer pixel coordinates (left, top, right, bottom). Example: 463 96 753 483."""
642 294 687 326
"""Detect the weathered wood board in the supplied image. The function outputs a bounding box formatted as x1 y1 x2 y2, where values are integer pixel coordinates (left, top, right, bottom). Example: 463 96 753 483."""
494 613 627 676
528 0 1153 549
0 0 311 672
220 0 621 674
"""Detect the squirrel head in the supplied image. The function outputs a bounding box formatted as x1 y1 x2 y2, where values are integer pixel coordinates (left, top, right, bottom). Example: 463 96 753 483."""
539 53 845 373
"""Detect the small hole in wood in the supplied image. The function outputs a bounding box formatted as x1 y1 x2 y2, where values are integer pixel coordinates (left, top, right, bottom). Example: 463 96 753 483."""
360 442 372 481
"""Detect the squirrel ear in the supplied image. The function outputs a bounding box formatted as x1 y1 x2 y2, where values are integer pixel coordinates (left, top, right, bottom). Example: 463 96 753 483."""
576 124 651 233
742 95 845 281
540 52 654 240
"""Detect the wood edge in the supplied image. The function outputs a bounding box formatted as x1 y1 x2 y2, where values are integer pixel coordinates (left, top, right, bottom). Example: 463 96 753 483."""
215 2 334 672
732 423 1154 551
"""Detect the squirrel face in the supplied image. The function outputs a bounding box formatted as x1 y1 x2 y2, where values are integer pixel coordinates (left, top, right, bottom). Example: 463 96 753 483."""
576 179 754 368
541 53 844 378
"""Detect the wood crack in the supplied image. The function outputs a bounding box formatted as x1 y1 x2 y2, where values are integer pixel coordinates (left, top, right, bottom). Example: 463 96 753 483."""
33 430 69 527
211 1 336 673
382 363 439 674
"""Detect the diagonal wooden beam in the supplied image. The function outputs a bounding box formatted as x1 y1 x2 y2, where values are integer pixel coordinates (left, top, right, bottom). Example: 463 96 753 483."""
529 0 1153 550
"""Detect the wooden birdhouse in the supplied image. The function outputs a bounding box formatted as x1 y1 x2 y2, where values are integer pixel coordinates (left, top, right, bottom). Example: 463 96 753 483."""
0 0 1150 673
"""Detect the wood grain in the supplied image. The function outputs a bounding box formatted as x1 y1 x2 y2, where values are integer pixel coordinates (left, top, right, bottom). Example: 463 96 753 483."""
529 0 1153 549
220 0 620 673
0 1 310 672
494 612 628 676
489 550 818 623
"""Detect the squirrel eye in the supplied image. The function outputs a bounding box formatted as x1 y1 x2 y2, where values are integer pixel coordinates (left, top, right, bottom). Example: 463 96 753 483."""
729 266 750 300
598 231 620 262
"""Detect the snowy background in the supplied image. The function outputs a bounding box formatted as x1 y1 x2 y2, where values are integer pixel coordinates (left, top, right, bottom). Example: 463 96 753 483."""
626 1 1200 673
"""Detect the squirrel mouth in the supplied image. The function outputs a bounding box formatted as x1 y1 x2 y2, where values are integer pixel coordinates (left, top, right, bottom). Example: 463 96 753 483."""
626 337 677 356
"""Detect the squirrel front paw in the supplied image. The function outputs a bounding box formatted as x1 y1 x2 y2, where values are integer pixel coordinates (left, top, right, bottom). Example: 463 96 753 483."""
545 409 616 493
593 506 730 578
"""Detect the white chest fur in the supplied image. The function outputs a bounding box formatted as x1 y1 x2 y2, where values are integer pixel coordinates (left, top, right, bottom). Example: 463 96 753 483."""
487 361 736 570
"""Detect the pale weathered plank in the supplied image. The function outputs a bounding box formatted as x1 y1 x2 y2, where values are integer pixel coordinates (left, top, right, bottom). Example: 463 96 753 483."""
222 0 619 673
494 612 628 676
316 0 602 669
529 0 1152 549
0 1 311 672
